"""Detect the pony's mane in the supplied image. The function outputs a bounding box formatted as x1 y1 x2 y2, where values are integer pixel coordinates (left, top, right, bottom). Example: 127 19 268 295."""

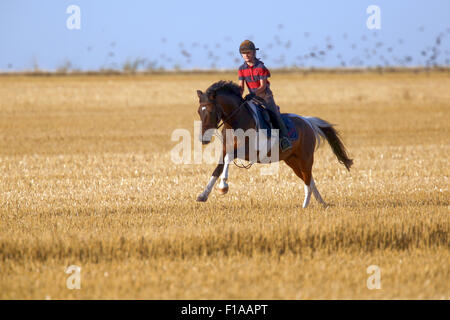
205 80 242 99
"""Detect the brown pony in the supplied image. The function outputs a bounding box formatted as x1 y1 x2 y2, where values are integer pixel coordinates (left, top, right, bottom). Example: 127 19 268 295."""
196 80 353 208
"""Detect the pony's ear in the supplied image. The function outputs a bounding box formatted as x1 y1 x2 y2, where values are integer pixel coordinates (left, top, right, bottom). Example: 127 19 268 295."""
196 90 203 99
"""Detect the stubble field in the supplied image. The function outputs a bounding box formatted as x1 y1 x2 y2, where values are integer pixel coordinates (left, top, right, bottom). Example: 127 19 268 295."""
0 71 448 299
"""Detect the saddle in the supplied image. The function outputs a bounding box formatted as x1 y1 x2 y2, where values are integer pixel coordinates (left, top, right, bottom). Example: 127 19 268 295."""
244 95 298 140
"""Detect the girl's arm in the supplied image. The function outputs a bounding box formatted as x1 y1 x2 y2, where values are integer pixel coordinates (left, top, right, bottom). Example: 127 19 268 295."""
239 79 245 95
254 79 267 96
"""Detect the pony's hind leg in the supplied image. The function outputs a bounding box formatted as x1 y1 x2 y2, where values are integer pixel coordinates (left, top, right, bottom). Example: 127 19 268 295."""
310 177 327 207
301 168 313 208
285 156 312 209
303 184 312 208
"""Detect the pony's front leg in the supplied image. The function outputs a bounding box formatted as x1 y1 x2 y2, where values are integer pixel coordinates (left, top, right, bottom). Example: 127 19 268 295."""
217 153 231 195
196 163 224 202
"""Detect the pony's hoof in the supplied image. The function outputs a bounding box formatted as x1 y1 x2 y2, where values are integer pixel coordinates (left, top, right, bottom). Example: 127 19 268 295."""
196 194 208 202
217 186 228 195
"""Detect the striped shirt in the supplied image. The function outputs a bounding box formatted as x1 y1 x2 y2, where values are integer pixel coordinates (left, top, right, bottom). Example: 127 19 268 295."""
238 59 271 94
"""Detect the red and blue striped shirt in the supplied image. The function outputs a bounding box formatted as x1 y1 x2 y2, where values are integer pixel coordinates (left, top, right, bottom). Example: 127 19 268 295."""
238 59 271 94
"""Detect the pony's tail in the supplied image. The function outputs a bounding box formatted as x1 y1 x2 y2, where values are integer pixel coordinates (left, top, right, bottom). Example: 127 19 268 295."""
305 117 353 171
319 125 353 171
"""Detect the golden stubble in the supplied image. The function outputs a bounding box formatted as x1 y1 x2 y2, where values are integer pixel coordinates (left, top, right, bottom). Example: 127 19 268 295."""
0 72 448 299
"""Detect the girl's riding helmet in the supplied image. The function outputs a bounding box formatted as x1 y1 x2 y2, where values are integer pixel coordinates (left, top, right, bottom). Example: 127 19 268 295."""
239 40 259 53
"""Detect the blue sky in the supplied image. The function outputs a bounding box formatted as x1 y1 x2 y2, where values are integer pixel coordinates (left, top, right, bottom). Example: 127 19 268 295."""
0 0 449 71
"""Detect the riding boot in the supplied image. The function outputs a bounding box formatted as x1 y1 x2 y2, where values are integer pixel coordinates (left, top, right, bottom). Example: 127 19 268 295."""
272 111 292 152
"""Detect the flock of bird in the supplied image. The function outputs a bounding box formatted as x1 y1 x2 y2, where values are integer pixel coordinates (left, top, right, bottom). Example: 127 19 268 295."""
7 24 449 72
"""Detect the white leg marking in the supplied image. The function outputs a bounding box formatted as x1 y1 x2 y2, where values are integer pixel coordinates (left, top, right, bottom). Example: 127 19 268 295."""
218 154 230 193
302 184 312 208
204 176 218 194
218 178 228 190
197 176 217 201
310 177 326 206
220 154 231 180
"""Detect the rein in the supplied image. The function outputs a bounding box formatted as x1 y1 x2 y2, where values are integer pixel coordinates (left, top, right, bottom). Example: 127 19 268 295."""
216 99 247 130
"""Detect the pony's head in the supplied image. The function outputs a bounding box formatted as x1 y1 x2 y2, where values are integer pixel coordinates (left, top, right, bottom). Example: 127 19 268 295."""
196 81 242 144
196 89 221 145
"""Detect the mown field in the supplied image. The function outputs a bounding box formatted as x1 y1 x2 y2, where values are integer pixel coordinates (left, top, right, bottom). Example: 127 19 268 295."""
0 71 448 299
